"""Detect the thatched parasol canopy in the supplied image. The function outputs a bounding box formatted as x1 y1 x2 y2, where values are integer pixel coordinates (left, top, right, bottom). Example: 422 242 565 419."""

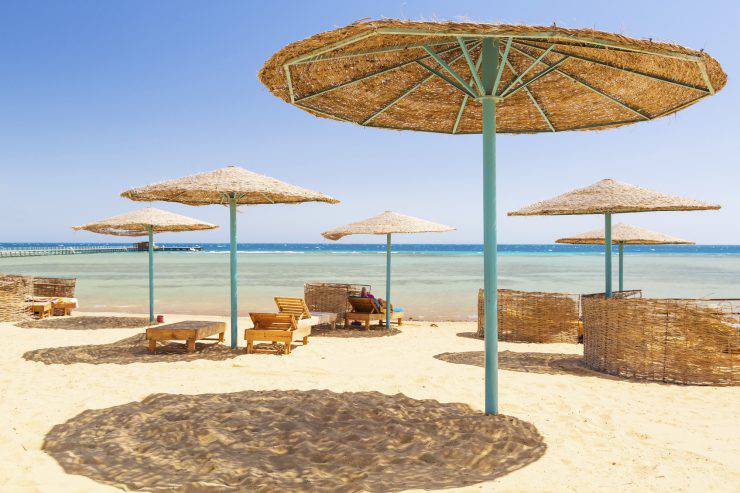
322 211 455 240
508 179 720 216
120 165 339 206
73 207 218 235
556 223 694 245
260 19 725 134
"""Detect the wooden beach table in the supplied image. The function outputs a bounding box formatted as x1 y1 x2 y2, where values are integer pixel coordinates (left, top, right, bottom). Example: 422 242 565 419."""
146 320 226 354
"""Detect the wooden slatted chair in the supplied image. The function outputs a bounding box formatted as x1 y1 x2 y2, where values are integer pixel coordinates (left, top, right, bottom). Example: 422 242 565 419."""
245 312 310 355
345 296 404 328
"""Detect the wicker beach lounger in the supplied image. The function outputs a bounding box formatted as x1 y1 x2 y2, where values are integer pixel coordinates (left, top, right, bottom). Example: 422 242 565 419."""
345 296 403 328
146 320 226 354
246 312 311 355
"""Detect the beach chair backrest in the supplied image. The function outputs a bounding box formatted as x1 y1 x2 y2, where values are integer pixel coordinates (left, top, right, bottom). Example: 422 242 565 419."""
274 297 311 319
250 313 297 331
348 297 380 314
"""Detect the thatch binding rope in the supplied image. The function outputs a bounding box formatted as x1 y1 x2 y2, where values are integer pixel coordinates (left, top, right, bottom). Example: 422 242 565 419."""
477 288 642 343
582 297 739 385
304 283 370 326
0 275 34 322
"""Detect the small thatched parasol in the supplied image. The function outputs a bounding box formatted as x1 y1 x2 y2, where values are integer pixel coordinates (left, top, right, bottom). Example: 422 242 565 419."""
322 211 454 327
121 165 339 348
260 19 725 414
507 179 720 216
73 207 218 322
556 222 694 291
509 179 718 296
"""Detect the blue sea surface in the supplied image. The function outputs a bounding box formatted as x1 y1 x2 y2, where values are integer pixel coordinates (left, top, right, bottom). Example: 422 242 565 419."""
2 242 740 255
2 243 738 319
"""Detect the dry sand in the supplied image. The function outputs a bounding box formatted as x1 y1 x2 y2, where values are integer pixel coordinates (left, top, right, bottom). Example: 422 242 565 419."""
0 311 738 492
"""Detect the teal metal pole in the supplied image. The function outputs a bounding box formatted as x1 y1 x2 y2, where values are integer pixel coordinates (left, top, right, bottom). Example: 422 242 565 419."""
618 242 624 292
386 233 391 329
148 225 154 323
229 194 238 348
481 37 499 415
605 213 612 297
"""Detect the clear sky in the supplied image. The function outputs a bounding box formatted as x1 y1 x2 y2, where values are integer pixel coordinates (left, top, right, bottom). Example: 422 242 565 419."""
1 0 738 244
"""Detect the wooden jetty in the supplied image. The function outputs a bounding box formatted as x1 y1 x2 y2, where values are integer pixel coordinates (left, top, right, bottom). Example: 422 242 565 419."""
0 244 202 258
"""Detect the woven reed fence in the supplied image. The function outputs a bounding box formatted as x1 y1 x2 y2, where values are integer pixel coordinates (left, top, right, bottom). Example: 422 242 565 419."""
304 283 370 326
34 277 76 298
477 289 643 343
0 274 34 322
477 289 581 343
582 297 739 385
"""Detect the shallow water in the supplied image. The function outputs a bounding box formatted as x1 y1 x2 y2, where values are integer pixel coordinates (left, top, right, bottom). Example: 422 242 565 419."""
3 244 738 320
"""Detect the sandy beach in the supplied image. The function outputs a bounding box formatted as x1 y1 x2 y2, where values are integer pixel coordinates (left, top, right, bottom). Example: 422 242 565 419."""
0 312 737 492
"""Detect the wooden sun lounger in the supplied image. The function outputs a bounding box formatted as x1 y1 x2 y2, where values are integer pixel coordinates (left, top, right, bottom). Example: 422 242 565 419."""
345 297 404 328
274 296 311 319
146 320 226 354
245 313 310 355
30 301 52 319
275 296 338 329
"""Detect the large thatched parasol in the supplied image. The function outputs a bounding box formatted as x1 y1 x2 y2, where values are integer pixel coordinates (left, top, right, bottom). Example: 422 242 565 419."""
120 165 339 348
556 222 694 291
73 207 218 322
322 211 454 327
259 19 725 414
510 178 717 295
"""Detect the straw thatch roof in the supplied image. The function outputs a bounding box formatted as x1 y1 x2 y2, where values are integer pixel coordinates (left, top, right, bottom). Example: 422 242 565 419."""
322 211 455 240
121 165 339 206
508 179 720 216
73 207 218 236
556 223 694 245
259 19 725 134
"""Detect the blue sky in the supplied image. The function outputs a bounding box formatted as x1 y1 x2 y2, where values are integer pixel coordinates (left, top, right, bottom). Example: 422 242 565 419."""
1 0 738 244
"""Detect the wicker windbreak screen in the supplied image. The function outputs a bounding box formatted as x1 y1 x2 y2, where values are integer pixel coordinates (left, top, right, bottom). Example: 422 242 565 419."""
582 297 739 385
0 275 34 322
33 277 77 298
304 283 370 325
477 289 581 343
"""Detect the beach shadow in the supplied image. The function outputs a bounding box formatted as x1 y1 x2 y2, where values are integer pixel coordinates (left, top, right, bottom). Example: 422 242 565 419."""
43 389 546 492
311 325 401 338
435 350 619 380
23 334 240 365
17 316 151 330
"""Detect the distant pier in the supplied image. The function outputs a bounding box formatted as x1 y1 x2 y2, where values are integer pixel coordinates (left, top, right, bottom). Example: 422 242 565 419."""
0 244 202 258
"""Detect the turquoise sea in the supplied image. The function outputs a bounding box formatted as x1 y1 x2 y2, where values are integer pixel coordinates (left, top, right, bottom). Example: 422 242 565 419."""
2 243 739 320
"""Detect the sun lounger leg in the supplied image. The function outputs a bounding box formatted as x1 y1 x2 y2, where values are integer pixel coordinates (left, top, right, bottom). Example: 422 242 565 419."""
148 339 156 354
302 335 309 345
246 339 253 354
397 316 403 326
219 331 225 342
284 343 291 355
186 338 196 353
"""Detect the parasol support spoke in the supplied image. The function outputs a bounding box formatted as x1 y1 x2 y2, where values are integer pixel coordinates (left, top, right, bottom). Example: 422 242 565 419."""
417 60 478 98
457 37 485 95
422 43 479 97
499 44 555 97
294 43 470 103
504 59 555 131
503 55 570 98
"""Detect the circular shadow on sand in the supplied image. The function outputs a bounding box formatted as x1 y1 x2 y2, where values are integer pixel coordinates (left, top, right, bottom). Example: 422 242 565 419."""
23 334 240 365
44 390 546 492
311 325 401 338
435 350 619 380
17 316 151 330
